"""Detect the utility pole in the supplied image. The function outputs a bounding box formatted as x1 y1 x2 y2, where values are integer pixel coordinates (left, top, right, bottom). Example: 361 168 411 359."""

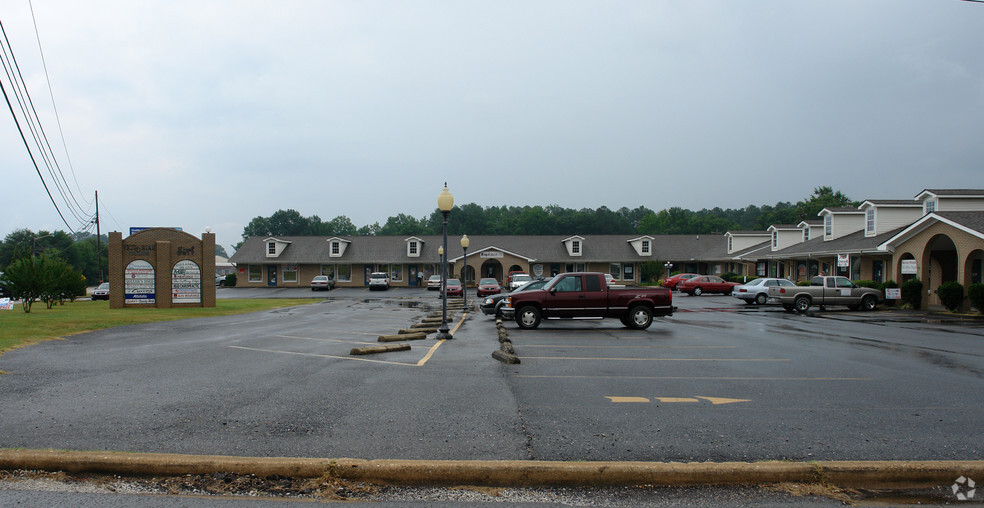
95 190 103 283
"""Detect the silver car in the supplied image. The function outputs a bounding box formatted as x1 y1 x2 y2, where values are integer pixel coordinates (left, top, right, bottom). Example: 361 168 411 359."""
732 277 796 305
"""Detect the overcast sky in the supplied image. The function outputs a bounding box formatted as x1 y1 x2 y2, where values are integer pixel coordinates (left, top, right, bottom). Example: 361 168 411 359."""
1 1 981 251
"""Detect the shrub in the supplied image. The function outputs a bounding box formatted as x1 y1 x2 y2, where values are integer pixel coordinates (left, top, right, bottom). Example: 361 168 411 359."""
853 280 879 289
968 283 984 314
225 273 237 287
935 282 964 312
901 279 923 308
797 280 810 286
721 272 738 283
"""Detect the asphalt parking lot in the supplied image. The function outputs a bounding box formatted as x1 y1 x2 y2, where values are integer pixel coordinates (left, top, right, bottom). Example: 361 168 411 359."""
1 288 982 465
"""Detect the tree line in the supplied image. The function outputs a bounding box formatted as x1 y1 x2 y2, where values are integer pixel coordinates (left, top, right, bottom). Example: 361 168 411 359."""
238 186 857 247
0 187 856 287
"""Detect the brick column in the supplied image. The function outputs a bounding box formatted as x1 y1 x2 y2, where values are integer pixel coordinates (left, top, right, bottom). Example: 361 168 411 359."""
108 232 123 309
156 241 171 308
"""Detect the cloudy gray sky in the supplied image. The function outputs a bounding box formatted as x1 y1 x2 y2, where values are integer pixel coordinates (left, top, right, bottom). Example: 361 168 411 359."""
1 1 981 251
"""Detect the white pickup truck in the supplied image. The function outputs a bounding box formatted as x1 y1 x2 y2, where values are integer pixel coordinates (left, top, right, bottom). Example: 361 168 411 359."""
768 276 882 313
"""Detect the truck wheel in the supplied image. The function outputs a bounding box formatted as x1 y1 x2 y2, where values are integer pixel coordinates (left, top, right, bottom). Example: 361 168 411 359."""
861 295 878 311
794 296 811 313
693 287 703 296
627 305 653 330
754 293 767 305
515 306 541 329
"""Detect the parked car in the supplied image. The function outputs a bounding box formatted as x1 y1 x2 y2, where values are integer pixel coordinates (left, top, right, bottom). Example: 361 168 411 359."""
310 275 335 291
502 272 674 330
506 271 527 287
508 273 532 291
427 275 442 290
91 282 110 300
476 278 501 297
444 278 463 297
733 277 796 305
480 278 551 316
769 276 883 313
677 275 739 296
216 274 228 286
662 273 699 290
369 272 390 290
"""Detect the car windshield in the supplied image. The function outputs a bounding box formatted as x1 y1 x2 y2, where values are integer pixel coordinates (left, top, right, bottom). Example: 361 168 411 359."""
447 279 461 285
745 278 765 286
98 283 109 290
313 276 327 281
479 278 497 285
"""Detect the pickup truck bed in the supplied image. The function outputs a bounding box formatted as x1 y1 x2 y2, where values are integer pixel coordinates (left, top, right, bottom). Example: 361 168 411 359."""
502 272 673 329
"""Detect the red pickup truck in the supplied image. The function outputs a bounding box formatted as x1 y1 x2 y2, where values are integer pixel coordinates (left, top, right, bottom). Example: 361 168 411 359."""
501 272 673 330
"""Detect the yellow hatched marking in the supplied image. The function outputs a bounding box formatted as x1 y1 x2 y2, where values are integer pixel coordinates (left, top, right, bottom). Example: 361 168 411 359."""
654 397 700 403
605 397 651 403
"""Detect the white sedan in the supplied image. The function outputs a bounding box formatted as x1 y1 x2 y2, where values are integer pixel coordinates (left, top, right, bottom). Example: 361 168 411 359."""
732 278 797 305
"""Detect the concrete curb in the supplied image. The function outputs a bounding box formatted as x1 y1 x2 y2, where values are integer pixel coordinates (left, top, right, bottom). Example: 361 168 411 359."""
0 450 981 489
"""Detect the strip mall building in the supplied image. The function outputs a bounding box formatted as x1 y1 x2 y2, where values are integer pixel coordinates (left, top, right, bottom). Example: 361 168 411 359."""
230 189 984 310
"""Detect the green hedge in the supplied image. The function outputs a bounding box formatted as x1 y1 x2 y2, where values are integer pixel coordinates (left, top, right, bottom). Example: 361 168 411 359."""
968 283 984 314
901 279 923 308
935 282 964 312
853 280 879 289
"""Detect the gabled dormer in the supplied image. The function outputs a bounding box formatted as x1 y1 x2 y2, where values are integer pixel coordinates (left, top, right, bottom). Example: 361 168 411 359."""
264 237 291 258
724 231 770 254
766 224 802 251
405 237 424 258
797 220 823 243
915 189 984 214
326 237 351 258
562 235 585 257
858 200 923 237
819 208 864 241
626 236 654 257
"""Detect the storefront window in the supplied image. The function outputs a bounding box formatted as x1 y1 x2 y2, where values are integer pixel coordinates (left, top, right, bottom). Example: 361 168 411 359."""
248 265 262 282
321 265 335 279
609 263 621 279
623 264 634 281
337 264 352 282
391 265 403 282
283 264 298 283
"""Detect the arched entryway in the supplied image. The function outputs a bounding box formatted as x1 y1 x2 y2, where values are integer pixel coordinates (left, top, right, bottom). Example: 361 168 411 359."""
480 259 503 283
964 249 983 286
921 234 958 307
459 265 476 287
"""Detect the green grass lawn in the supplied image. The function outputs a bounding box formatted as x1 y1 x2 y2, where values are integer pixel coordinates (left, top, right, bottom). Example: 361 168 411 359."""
0 299 318 356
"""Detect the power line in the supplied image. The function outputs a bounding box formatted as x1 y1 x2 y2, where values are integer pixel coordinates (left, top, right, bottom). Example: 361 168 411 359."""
28 0 90 207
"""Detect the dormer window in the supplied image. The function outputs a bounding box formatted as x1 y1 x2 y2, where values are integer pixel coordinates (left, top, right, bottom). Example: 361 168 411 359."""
866 209 875 234
264 237 291 258
641 240 650 255
824 215 832 237
405 237 423 258
267 242 276 255
563 236 585 257
803 228 810 242
728 236 733 252
771 231 778 249
925 200 937 214
326 237 350 258
572 240 580 254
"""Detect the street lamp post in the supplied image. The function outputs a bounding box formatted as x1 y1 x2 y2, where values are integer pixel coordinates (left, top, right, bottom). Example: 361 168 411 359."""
436 184 454 340
460 234 469 310
664 262 673 283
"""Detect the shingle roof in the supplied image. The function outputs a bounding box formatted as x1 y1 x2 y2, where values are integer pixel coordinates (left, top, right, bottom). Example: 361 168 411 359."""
921 189 984 197
933 211 984 235
230 234 731 265
766 227 905 258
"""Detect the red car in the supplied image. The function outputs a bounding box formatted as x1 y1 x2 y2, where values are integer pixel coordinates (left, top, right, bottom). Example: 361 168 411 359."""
444 278 463 297
677 275 739 296
662 273 699 290
476 278 501 297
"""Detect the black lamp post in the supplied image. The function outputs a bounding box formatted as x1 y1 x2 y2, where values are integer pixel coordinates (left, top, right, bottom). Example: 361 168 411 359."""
460 234 469 310
436 183 454 340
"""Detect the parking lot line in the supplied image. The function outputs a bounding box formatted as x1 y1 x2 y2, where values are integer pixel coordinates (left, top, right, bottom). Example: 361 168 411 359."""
518 357 789 362
520 345 737 349
516 374 871 381
228 345 418 366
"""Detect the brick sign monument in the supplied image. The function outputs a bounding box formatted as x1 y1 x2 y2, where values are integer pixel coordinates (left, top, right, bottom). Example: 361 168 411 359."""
107 228 216 309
